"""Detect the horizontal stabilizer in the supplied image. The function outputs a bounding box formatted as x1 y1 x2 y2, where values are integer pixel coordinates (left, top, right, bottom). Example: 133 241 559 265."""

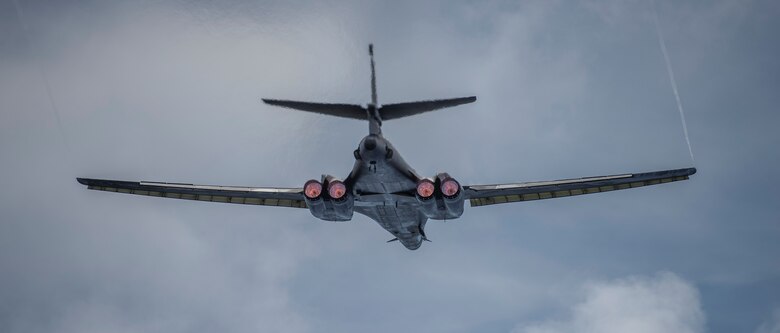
262 99 366 120
379 96 476 120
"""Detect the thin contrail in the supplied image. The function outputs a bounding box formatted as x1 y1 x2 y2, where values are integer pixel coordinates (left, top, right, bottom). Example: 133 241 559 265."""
12 0 72 153
651 0 695 163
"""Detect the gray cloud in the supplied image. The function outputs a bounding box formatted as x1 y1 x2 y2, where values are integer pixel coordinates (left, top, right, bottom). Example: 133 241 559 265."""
1 0 778 332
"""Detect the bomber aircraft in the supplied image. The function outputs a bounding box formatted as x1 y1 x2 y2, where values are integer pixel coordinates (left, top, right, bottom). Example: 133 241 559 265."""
77 44 696 250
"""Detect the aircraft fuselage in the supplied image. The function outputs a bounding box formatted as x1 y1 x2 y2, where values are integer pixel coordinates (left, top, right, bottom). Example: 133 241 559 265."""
345 134 436 250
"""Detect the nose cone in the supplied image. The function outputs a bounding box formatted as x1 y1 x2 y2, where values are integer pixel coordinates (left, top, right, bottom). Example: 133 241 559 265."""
399 234 423 250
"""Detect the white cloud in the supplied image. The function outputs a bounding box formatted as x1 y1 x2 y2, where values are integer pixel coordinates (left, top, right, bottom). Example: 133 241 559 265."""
512 272 705 333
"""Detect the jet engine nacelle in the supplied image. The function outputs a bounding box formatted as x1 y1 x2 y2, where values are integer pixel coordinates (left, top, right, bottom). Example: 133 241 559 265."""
303 176 354 222
415 172 464 220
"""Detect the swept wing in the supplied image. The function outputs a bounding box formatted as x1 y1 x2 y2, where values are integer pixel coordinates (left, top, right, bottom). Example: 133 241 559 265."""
464 167 696 207
77 178 307 208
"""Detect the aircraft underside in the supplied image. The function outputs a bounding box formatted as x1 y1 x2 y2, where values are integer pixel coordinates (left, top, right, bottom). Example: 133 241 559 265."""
75 44 696 250
307 134 461 250
355 205 427 250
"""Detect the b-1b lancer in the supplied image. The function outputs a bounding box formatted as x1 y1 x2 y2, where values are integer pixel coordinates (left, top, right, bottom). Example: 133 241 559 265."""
77 44 696 250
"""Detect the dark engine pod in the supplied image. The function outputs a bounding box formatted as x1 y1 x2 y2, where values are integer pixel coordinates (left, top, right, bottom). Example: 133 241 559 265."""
303 177 354 222
415 173 465 220
437 173 464 219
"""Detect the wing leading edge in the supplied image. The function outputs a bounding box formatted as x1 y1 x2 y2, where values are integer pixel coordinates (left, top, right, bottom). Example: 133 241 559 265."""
464 167 696 207
76 178 307 208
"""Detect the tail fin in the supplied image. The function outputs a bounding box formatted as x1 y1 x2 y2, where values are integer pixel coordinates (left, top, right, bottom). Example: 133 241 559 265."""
262 44 477 126
369 44 378 106
261 99 366 120
379 96 476 120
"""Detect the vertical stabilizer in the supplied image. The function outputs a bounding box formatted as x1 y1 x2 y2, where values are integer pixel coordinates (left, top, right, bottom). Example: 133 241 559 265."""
369 44 377 106
368 44 382 135
263 44 476 134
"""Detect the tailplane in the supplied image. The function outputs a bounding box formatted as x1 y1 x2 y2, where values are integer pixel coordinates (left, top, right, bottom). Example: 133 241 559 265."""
261 99 366 120
261 44 476 127
260 96 476 121
379 96 476 120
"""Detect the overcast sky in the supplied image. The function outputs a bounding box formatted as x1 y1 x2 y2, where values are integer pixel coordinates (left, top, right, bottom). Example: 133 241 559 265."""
1 0 778 332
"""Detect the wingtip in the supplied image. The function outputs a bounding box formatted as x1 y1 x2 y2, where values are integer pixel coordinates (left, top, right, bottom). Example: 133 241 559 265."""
689 167 697 175
76 177 89 185
261 98 285 106
369 43 373 55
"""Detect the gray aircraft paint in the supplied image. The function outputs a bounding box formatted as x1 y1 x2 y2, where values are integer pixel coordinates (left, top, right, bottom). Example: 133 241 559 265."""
77 45 694 251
